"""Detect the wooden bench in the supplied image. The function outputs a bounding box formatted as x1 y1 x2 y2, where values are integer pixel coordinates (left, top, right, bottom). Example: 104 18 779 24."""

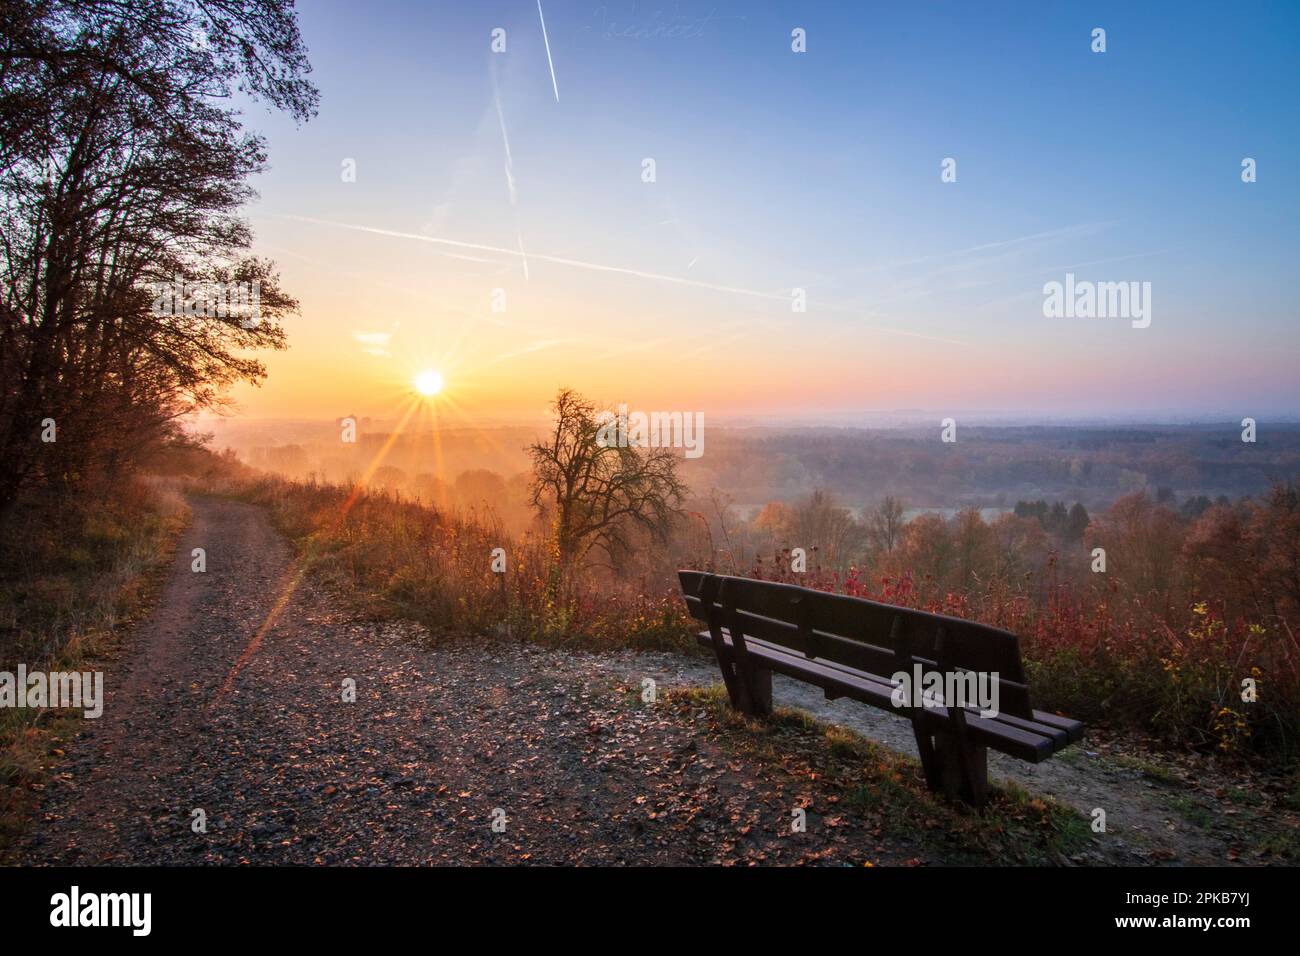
677 571 1083 806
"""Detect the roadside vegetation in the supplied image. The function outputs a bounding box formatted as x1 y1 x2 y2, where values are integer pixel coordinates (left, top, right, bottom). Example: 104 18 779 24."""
0 480 185 853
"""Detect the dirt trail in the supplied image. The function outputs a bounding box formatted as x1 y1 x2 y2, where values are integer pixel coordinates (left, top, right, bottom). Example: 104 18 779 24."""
15 497 1281 865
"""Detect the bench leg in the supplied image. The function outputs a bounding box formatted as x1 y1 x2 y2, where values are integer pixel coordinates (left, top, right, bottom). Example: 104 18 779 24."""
910 726 942 791
932 735 989 807
724 662 773 717
712 653 744 711
713 655 773 717
737 665 772 717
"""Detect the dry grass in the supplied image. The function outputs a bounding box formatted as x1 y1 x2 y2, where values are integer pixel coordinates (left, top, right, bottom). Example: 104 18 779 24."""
0 479 186 854
219 474 700 653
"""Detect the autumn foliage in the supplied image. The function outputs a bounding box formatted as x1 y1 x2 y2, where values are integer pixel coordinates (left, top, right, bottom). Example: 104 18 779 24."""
743 487 1300 765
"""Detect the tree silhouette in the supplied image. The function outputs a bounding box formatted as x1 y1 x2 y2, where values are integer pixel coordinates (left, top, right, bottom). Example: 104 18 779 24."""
528 388 686 567
0 0 317 517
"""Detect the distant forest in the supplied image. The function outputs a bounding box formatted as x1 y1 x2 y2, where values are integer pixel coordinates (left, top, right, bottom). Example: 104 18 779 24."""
688 424 1300 514
215 421 1300 521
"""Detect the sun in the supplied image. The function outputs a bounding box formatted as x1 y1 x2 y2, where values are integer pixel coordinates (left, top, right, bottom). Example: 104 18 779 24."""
414 369 444 396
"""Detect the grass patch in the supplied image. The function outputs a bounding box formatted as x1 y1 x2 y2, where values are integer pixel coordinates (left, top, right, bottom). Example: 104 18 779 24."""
1256 828 1300 860
669 684 1094 865
0 480 187 858
1166 795 1216 830
1112 753 1185 787
1222 786 1265 808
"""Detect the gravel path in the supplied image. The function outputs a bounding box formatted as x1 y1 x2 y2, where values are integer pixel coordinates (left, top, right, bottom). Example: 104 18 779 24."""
15 497 1278 865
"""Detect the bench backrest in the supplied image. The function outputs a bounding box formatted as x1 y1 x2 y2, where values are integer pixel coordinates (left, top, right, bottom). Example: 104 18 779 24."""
678 571 1034 719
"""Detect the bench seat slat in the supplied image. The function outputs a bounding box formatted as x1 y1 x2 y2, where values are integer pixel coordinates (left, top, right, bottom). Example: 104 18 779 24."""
1028 710 1085 744
812 651 1072 749
718 628 1073 749
696 629 1061 763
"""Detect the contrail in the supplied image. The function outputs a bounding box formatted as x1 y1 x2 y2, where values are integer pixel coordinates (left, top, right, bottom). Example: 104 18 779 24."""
494 92 517 205
537 1 559 102
776 222 1117 295
272 213 791 301
487 337 567 364
271 212 968 344
516 225 530 280
495 90 530 278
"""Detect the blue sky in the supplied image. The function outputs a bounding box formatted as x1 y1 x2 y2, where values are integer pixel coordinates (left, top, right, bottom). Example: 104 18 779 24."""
233 1 1300 421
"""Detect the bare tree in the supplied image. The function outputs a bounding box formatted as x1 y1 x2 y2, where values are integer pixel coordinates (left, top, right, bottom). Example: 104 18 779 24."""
528 388 687 568
789 489 862 570
866 495 907 553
